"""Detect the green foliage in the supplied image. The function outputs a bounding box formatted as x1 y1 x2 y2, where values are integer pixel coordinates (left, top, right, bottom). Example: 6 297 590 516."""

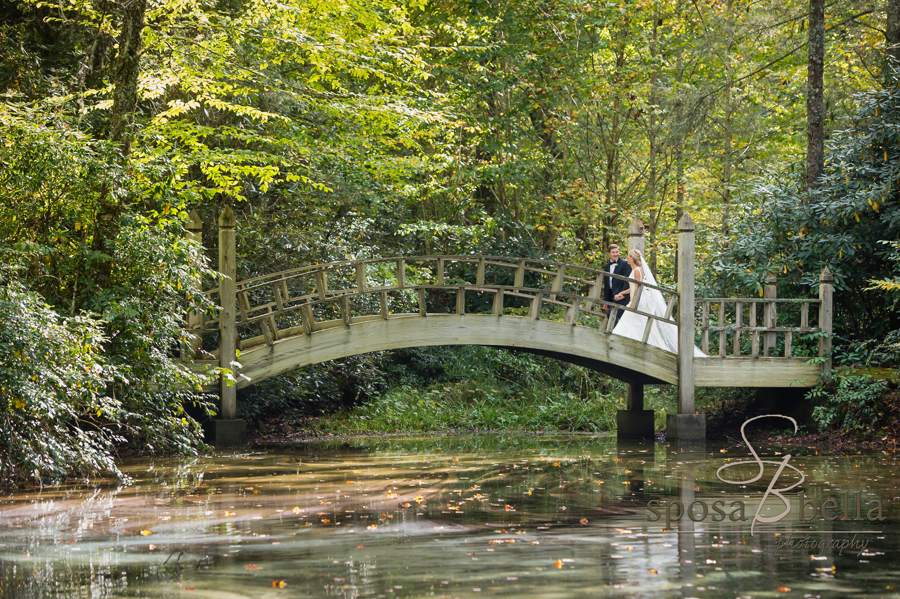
810 375 890 433
0 109 218 485
297 347 672 435
713 83 900 341
0 278 120 483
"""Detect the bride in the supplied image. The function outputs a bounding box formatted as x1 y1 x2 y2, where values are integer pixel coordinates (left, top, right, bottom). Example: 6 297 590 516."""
612 249 704 356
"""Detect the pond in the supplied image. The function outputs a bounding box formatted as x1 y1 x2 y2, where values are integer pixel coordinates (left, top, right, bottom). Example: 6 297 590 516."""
0 433 897 598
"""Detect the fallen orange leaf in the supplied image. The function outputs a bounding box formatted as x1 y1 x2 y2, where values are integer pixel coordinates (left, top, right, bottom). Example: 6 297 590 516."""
554 560 563 568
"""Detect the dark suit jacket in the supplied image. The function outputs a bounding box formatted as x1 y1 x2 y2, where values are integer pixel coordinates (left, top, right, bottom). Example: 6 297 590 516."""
603 258 633 306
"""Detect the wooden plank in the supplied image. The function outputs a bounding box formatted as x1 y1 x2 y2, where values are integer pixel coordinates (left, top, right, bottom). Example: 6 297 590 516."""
238 290 251 323
476 256 485 285
396 259 406 289
273 283 285 314
341 295 351 326
784 331 792 358
456 287 465 315
733 301 742 356
695 357 821 387
418 288 427 316
718 301 726 357
380 291 389 320
664 295 676 319
260 306 274 345
437 258 444 286
303 303 315 333
356 264 367 292
565 297 580 325
606 306 618 332
584 272 604 312
550 265 565 301
514 259 525 288
641 313 654 343
225 315 681 390
701 301 709 354
676 215 696 416
764 277 777 356
750 304 758 357
801 301 809 329
529 291 543 319
281 277 290 304
819 269 833 373
267 307 278 342
315 269 327 300
493 289 504 316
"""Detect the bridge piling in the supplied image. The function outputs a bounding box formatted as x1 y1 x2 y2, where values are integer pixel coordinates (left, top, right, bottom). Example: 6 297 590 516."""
213 206 246 447
819 268 833 375
667 213 705 441
618 217 655 439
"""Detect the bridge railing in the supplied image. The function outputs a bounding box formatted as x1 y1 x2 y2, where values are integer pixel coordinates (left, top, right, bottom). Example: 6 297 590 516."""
187 255 681 353
696 298 822 358
695 269 833 361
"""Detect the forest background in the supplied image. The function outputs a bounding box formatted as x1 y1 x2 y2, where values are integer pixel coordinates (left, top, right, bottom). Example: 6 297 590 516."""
1 0 899 485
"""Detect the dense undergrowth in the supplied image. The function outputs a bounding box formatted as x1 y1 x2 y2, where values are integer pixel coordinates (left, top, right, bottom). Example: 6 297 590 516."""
244 345 676 438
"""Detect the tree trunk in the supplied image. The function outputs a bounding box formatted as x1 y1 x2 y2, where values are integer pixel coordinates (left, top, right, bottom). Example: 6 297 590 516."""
721 0 734 236
647 6 659 265
806 0 825 190
886 0 900 77
91 0 148 286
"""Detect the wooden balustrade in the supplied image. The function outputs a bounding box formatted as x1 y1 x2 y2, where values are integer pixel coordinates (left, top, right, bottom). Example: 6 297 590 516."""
189 255 681 351
696 298 821 358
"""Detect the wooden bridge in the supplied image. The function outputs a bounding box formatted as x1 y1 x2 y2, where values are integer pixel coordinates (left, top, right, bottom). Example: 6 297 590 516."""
185 208 833 445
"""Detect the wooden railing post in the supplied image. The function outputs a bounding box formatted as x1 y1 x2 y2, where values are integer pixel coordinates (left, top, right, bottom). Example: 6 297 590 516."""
676 214 695 415
627 217 645 255
667 213 705 441
182 210 203 361
819 267 833 375
218 206 237 421
763 274 777 356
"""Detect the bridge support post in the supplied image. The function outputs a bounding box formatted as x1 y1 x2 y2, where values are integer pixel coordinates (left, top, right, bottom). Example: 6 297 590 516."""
619 217 655 438
214 205 246 447
819 268 833 376
764 274 778 356
667 213 705 441
617 383 654 439
627 217 644 255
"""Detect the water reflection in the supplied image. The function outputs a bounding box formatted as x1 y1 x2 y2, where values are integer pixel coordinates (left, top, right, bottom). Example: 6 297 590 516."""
0 434 897 598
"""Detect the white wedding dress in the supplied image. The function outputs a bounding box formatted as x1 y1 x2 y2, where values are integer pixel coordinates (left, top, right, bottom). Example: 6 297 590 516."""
612 265 706 356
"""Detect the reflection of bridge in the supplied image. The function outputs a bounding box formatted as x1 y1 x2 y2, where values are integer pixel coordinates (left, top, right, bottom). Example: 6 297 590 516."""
185 209 833 446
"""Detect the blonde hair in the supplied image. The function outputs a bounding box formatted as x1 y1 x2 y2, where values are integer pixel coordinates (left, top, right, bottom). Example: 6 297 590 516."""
628 248 643 266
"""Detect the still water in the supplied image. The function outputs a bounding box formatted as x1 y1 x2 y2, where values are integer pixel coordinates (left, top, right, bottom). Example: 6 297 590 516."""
0 433 898 598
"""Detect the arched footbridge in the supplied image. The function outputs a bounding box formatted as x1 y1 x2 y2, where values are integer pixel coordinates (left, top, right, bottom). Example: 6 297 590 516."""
185 209 833 444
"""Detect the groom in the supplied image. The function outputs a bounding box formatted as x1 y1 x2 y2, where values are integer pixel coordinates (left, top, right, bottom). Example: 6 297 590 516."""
603 244 632 325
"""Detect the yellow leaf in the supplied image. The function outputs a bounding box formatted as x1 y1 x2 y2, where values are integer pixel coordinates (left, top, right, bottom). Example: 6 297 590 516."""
14 400 24 409
855 213 860 222
96 408 101 417
141 530 152 536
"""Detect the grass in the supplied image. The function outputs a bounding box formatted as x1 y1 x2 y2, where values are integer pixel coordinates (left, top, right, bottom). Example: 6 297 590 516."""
307 373 676 436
